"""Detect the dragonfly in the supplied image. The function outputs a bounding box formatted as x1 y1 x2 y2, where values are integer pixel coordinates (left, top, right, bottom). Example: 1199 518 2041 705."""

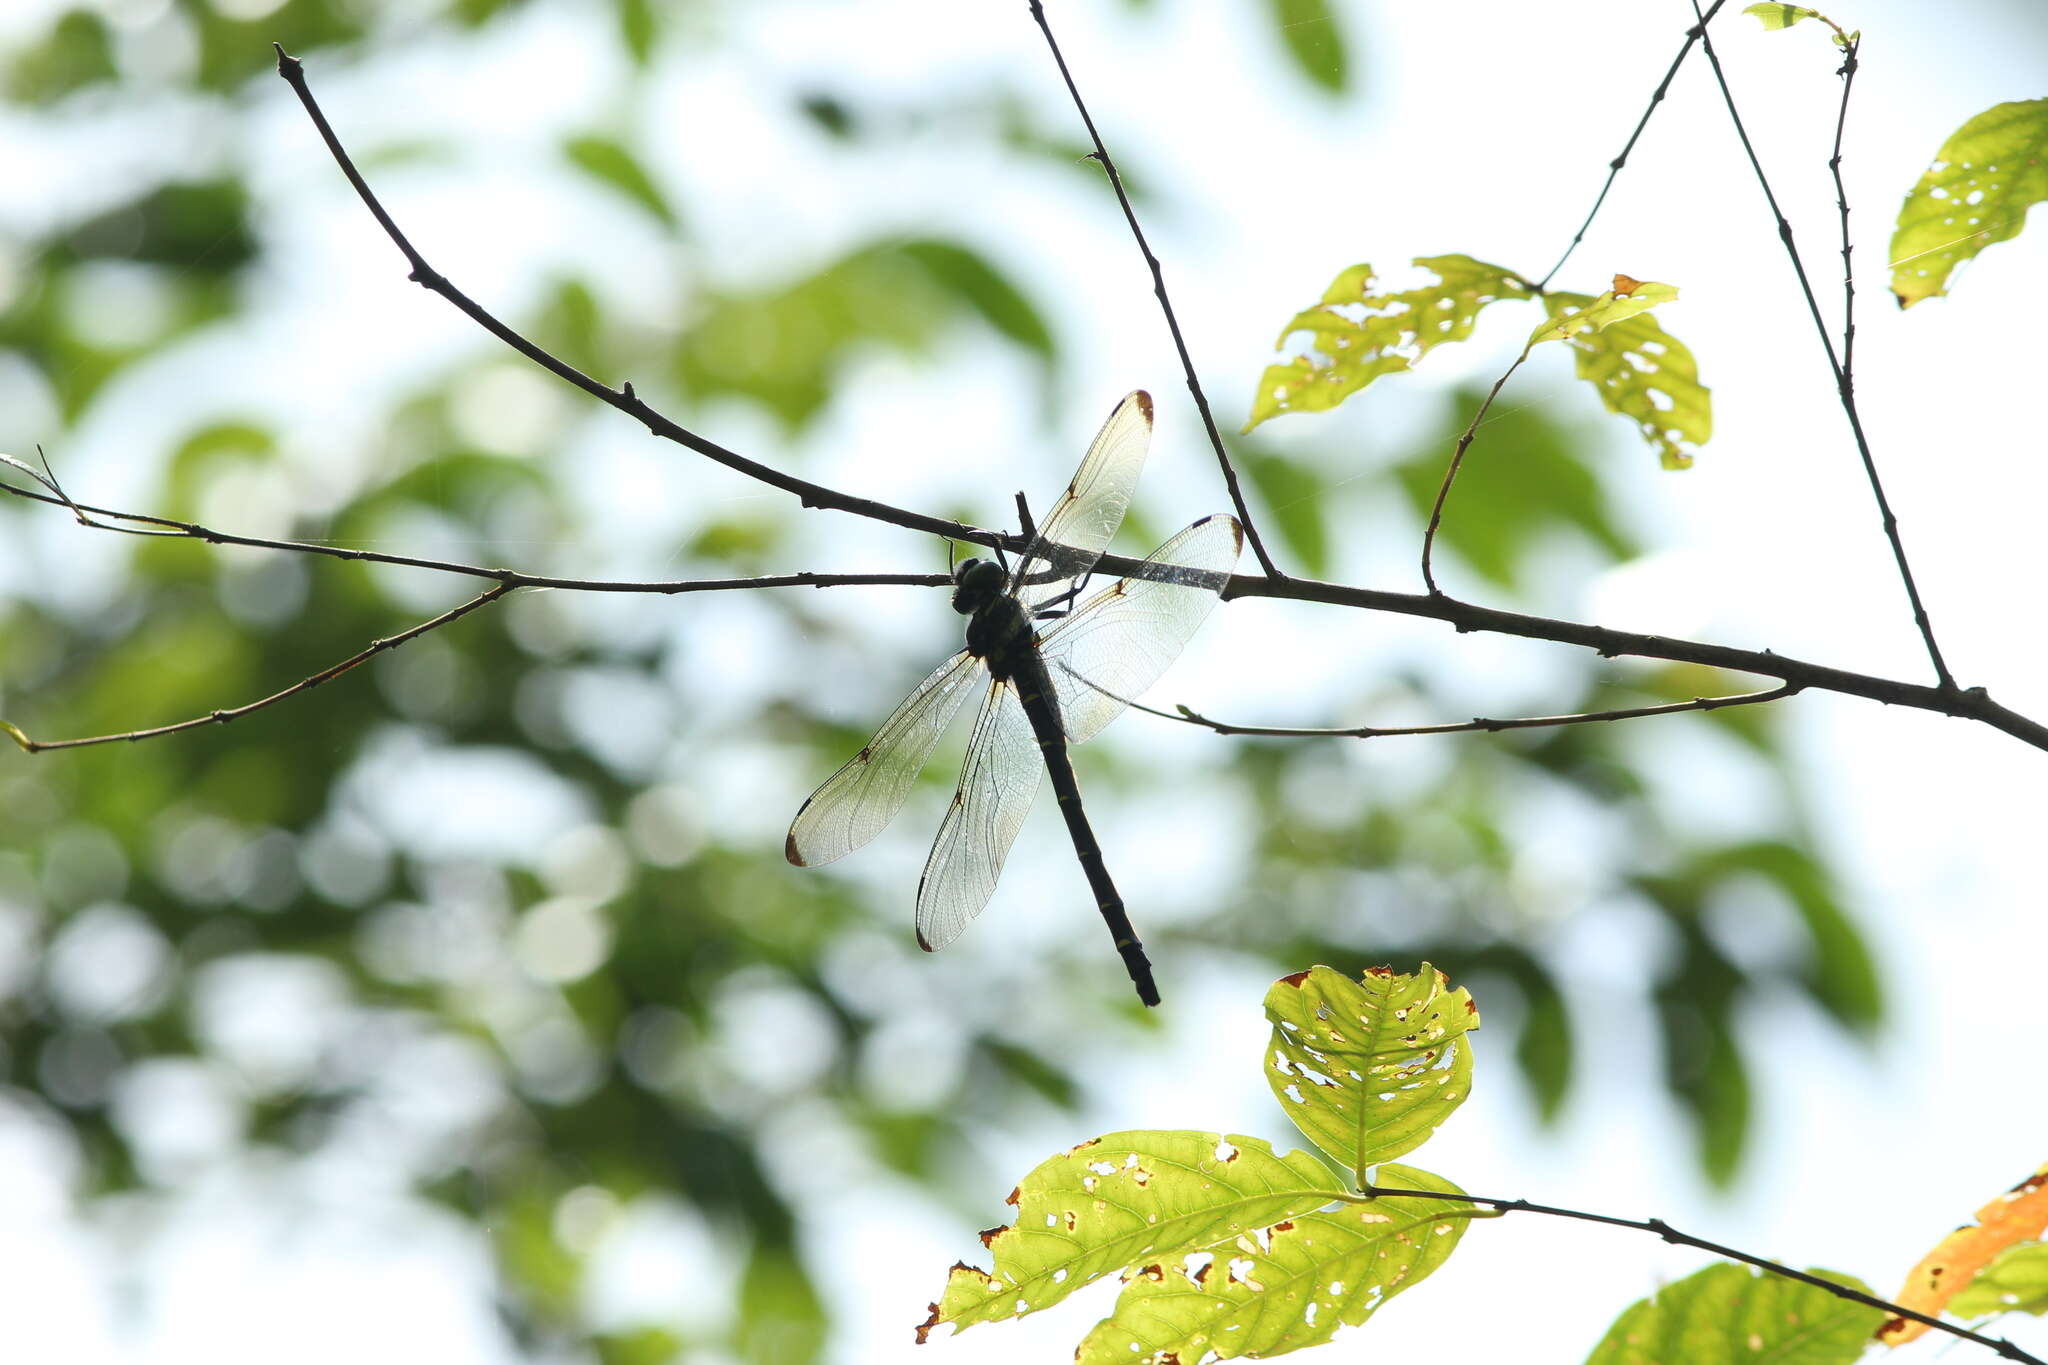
785 390 1241 1007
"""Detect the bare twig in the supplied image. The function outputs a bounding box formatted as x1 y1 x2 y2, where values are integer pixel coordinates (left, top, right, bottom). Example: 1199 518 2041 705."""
1830 35 1861 393
3 585 514 754
1096 682 1801 741
1687 8 1953 690
0 475 948 595
1023 1 1283 580
1358 1179 2043 1364
270 45 996 557
1536 0 1730 289
1420 354 1527 595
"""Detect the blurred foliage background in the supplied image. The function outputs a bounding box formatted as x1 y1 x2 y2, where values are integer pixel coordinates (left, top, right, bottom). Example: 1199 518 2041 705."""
0 0 1914 1360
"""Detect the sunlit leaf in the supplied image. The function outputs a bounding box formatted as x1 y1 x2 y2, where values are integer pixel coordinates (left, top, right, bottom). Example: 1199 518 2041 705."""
1541 290 1709 469
1890 99 2048 308
918 1130 1343 1339
563 134 680 230
1264 0 1348 95
1588 1262 1883 1365
1074 1163 1470 1364
1950 1241 2048 1321
1527 276 1679 347
1244 256 1530 430
1742 4 1824 29
1880 1163 2048 1344
1263 964 1479 1176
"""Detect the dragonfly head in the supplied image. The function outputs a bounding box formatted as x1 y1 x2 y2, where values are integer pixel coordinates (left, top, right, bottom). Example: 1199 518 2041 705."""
951 556 1005 614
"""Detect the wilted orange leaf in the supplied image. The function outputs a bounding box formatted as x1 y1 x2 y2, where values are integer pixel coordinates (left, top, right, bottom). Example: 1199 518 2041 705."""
1879 1162 2048 1344
1612 273 1644 296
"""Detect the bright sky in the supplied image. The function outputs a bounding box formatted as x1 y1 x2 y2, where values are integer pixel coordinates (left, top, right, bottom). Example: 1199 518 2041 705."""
3 0 2047 1362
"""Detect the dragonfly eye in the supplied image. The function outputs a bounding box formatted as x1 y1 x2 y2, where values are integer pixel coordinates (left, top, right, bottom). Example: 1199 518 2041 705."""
955 558 1004 590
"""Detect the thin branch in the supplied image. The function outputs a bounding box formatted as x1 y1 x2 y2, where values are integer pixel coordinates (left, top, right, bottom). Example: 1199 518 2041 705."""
3 585 514 754
1829 35 1860 398
1103 683 1802 741
1536 0 1730 289
9 467 2047 754
1687 9 1954 690
0 475 949 594
1023 1 1284 580
1420 353 1527 595
1361 1180 2044 1365
270 45 994 556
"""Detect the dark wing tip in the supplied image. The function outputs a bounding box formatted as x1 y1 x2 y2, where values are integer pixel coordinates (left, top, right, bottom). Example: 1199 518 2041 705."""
785 828 809 866
1134 390 1153 422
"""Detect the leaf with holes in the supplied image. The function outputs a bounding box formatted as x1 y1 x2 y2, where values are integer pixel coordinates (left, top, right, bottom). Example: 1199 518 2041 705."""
1244 256 1530 430
1891 99 2048 308
1542 290 1710 469
1526 275 1679 348
1588 1262 1883 1365
916 1131 1346 1342
1879 1162 2048 1343
1264 964 1478 1177
1074 1162 1470 1364
1950 1242 2048 1322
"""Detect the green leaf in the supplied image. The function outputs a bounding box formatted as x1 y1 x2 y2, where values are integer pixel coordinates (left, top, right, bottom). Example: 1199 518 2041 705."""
1527 276 1679 347
563 134 680 230
1891 99 2048 308
1585 1262 1884 1365
1541 290 1710 469
918 1130 1344 1339
1075 1163 1471 1364
895 239 1055 361
1264 0 1348 95
1244 256 1530 430
1742 4 1825 29
1263 964 1479 1176
1951 1241 2048 1320
615 0 657 66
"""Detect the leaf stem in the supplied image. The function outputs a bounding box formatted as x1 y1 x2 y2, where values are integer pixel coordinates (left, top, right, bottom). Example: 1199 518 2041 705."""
1420 352 1527 595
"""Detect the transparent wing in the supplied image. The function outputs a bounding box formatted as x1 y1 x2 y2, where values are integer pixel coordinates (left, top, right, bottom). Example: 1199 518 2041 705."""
786 650 985 867
915 680 1043 952
1040 513 1243 745
1013 390 1153 611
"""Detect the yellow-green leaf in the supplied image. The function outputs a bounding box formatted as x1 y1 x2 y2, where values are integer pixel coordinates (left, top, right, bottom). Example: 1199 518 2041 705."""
1542 291 1711 469
1263 964 1479 1177
917 1131 1343 1341
1527 275 1679 347
1075 1163 1470 1364
1879 1162 2048 1344
1244 255 1530 430
1891 99 2048 308
1743 4 1825 30
1950 1241 2048 1321
1588 1262 1883 1365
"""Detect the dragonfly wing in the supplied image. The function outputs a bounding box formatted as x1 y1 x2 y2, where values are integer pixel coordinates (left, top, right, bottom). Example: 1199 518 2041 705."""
1040 513 1243 746
786 650 986 867
915 679 1043 952
1015 390 1153 611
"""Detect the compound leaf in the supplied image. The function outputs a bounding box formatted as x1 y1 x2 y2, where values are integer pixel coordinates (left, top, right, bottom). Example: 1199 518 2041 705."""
918 1130 1343 1341
1245 256 1530 430
1588 1262 1883 1365
1075 1162 1470 1363
1264 964 1479 1176
1891 99 2048 308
